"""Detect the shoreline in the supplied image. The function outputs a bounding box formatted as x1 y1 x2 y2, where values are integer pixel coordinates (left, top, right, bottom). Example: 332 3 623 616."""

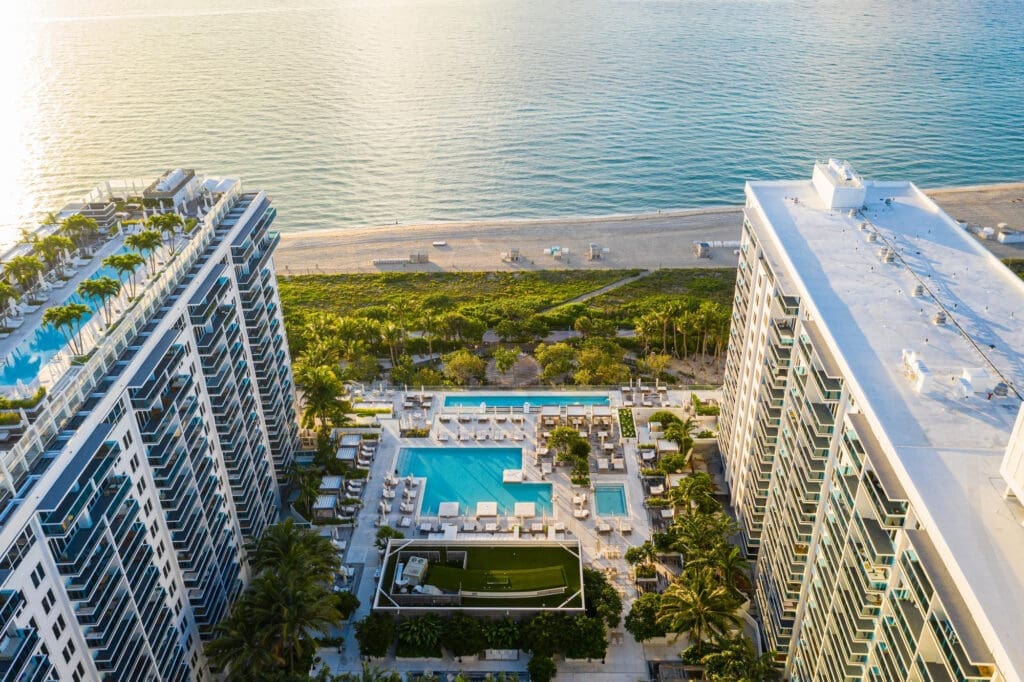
274 182 1024 274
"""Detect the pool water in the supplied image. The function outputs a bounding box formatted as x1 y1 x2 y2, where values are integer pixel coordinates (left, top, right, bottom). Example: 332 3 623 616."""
443 393 609 408
396 447 552 516
0 251 129 389
594 484 628 517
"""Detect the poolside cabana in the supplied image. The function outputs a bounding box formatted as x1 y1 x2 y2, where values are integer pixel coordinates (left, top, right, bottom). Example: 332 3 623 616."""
540 405 561 426
313 494 339 521
438 501 460 518
319 475 344 494
340 434 362 447
592 405 613 425
656 439 680 455
475 501 498 518
566 405 587 425
336 446 358 463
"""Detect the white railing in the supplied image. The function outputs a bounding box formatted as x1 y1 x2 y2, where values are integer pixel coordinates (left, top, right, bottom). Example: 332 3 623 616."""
0 182 243 495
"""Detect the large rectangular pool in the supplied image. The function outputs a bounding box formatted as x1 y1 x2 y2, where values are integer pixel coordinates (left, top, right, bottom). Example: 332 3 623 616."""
443 393 609 408
594 484 628 516
396 447 552 516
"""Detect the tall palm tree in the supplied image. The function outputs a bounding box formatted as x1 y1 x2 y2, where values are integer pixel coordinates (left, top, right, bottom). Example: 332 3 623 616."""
293 362 346 429
701 636 780 681
250 518 337 584
42 303 91 356
657 568 742 654
671 511 737 560
149 213 185 256
6 255 45 298
205 603 279 679
671 472 717 515
288 464 322 520
60 214 100 254
102 252 145 298
36 234 76 272
77 277 121 327
0 282 19 329
125 229 164 270
379 321 403 367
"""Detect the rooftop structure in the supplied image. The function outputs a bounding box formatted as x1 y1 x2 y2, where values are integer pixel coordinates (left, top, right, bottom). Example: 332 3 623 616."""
0 173 299 680
720 160 1024 681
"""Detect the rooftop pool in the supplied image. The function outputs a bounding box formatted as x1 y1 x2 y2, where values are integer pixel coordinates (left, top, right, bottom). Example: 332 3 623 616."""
594 483 628 517
442 393 609 408
396 447 552 516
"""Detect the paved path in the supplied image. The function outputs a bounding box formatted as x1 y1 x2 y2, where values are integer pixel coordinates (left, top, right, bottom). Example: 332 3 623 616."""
542 269 654 312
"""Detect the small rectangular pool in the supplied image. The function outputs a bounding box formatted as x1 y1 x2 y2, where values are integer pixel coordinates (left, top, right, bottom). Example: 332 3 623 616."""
594 484 628 516
396 447 552 516
443 393 609 408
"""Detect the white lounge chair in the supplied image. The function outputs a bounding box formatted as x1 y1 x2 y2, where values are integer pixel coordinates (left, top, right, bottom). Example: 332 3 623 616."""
399 516 412 528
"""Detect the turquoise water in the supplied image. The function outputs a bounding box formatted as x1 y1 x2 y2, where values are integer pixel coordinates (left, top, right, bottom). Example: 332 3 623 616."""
594 484 627 517
443 394 609 408
0 252 127 389
397 447 552 516
5 0 1024 242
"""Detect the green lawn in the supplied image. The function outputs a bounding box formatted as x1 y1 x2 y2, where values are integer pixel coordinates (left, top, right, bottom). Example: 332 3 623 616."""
427 564 567 593
1005 258 1024 279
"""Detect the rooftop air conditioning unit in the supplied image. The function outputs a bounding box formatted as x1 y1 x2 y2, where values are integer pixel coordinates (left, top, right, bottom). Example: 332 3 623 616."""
866 232 878 243
932 311 947 325
994 382 1009 397
911 283 925 297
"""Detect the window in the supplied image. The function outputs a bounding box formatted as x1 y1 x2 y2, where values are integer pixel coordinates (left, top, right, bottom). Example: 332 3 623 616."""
129 453 139 472
51 614 65 639
42 589 55 614
30 563 43 588
61 640 75 663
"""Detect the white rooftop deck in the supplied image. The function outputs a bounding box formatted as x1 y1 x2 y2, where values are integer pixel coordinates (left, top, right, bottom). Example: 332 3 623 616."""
747 172 1024 679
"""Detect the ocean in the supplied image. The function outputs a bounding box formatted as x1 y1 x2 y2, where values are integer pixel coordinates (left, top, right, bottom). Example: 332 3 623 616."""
3 0 1023 247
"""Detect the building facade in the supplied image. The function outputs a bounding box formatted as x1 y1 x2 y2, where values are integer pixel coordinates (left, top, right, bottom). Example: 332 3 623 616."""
720 160 1024 681
0 178 298 681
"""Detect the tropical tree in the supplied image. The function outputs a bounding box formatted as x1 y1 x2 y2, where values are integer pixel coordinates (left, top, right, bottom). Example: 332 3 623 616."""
102 252 146 298
293 362 346 429
379 321 404 367
354 613 396 659
657 568 743 654
42 303 91 356
396 614 444 655
672 511 737 560
0 282 19 329
624 592 669 642
534 342 576 384
441 613 486 660
60 214 100 253
5 255 45 295
696 545 751 600
583 567 623 628
493 346 519 384
149 212 186 256
563 615 608 661
125 229 164 270
527 654 557 682
671 472 719 516
442 349 485 386
288 464 323 520
36 234 75 271
77 276 121 327
625 540 657 570
250 518 337 584
701 637 780 681
205 602 280 679
374 525 405 550
640 352 672 382
330 663 403 682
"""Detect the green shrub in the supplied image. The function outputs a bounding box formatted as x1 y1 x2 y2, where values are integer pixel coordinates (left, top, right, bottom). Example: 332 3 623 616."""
618 408 636 438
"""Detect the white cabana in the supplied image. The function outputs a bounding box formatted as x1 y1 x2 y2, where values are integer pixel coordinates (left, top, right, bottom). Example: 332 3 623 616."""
335 446 357 462
566 405 586 421
656 439 680 454
514 502 536 518
340 434 362 447
475 501 498 517
592 405 613 423
438 501 460 518
319 475 344 493
540 405 561 424
502 469 525 483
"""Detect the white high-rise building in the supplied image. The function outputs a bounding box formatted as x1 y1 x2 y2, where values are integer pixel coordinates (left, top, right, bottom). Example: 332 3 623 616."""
0 175 299 681
720 160 1024 681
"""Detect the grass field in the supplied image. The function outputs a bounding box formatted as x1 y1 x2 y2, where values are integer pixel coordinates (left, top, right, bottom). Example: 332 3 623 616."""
427 564 567 593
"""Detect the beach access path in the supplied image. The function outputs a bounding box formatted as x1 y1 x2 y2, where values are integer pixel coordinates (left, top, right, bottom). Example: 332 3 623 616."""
274 183 1024 274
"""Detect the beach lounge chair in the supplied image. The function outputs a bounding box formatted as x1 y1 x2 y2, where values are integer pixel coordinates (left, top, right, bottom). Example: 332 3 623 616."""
485 522 499 533
530 522 545 534
649 484 664 496
598 458 610 471
437 432 449 442
419 522 433 534
573 509 590 519
399 516 412 528
400 502 415 514
382 489 396 499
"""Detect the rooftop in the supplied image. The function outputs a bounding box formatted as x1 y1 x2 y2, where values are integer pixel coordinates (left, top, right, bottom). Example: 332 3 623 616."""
746 166 1024 679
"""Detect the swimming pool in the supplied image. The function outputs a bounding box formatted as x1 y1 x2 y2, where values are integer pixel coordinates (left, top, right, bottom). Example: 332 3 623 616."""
443 393 609 408
594 484 628 516
0 250 129 389
396 447 552 516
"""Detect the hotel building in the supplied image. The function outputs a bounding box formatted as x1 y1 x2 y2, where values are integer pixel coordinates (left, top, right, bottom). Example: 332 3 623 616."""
719 160 1024 681
0 174 298 680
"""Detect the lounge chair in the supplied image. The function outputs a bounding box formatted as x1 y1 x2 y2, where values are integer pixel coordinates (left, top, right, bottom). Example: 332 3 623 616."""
573 509 590 519
649 484 664 496
419 522 433 534
484 522 499 533
382 489 396 499
398 516 412 528
400 502 415 514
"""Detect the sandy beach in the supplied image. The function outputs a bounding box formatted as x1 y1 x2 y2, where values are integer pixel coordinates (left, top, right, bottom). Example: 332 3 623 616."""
274 183 1024 274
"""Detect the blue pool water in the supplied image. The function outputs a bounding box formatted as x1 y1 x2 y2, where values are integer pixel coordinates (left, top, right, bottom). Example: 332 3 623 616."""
594 484 628 517
443 394 609 409
0 252 128 389
396 447 552 516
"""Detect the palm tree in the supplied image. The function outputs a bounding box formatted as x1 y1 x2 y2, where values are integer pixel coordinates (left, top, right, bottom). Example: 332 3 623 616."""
286 465 324 522
379 321 404 367
149 212 185 256
293 362 346 430
701 636 780 681
102 252 145 298
0 282 19 329
397 614 444 653
60 214 100 254
672 511 737 560
671 472 717 515
709 545 752 600
42 303 91 356
250 518 337 585
5 255 45 298
36 235 76 272
77 277 121 327
657 568 743 654
247 570 342 673
125 229 164 270
205 602 279 679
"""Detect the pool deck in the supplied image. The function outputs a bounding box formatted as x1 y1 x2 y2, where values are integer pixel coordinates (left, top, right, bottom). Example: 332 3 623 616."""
311 388 722 677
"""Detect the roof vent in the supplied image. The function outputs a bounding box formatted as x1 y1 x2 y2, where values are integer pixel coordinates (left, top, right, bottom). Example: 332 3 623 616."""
866 232 878 243
859 222 870 231
994 382 1009 397
932 311 947 325
848 209 857 218
878 247 895 263
911 283 925 297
